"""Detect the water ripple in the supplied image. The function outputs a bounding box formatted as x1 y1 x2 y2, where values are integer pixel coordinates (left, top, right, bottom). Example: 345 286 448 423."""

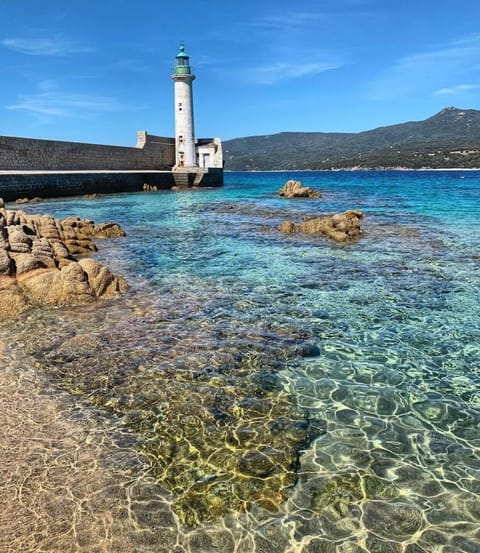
1 171 480 552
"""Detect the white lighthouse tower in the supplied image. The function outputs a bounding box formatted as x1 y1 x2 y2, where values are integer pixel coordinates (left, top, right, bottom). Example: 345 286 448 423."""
171 44 197 168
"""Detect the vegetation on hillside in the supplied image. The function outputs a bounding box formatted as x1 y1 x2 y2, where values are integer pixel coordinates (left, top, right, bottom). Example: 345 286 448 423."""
224 107 480 170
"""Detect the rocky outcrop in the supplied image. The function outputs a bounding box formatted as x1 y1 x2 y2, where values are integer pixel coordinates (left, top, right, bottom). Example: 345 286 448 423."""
143 183 158 192
0 198 127 320
279 180 321 198
279 210 363 242
15 197 43 204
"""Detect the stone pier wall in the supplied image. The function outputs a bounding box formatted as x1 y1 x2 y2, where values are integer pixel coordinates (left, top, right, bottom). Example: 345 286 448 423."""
0 132 175 171
0 131 223 200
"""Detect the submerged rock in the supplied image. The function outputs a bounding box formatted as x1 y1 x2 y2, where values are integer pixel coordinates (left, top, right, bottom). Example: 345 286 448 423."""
0 198 127 320
279 180 321 198
28 318 326 527
279 210 363 242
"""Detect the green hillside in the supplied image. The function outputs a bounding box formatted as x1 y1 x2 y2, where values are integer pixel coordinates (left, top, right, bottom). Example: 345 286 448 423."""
223 107 480 170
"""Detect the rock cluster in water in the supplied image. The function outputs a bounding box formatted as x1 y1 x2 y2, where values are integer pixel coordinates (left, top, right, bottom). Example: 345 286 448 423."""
0 197 127 320
279 179 321 198
279 210 364 242
15 196 43 204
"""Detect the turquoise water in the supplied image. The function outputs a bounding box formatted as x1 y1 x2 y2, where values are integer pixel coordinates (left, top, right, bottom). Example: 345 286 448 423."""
2 171 480 552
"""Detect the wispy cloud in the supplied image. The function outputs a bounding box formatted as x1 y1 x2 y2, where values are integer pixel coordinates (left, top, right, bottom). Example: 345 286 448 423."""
233 8 350 85
368 34 480 100
1 36 92 56
251 9 373 32
6 81 125 122
434 83 480 95
248 60 343 85
251 11 329 30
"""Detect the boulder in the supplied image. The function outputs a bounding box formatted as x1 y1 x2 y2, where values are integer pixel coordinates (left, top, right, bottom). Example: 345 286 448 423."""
63 238 97 256
0 197 127 320
10 252 52 275
5 210 20 226
91 222 126 238
29 214 63 241
0 250 12 275
0 227 9 251
79 258 128 297
51 241 71 260
15 197 43 204
31 237 54 258
6 226 33 253
279 210 363 242
279 180 321 198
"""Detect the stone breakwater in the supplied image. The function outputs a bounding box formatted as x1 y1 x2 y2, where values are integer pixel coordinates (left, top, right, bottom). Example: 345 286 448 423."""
0 198 127 320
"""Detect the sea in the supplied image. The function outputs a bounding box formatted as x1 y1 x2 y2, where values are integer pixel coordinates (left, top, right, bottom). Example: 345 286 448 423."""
1 170 479 553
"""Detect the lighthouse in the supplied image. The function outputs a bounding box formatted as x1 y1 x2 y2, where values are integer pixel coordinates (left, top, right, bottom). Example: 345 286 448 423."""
172 44 197 168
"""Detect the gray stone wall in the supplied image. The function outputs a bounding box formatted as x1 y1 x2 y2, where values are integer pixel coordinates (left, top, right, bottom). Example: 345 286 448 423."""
0 168 224 202
0 172 177 202
0 132 175 171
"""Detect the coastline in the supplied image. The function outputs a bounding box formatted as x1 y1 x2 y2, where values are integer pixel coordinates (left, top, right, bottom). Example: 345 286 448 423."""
224 166 480 172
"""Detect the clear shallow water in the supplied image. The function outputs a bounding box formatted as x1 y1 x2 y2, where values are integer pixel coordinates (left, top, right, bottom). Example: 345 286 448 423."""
1 171 480 552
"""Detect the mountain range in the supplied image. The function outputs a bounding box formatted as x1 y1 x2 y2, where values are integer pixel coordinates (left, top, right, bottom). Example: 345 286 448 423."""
223 107 480 170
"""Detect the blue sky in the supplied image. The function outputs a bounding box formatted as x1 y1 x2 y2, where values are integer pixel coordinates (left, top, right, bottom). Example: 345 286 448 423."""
1 0 480 144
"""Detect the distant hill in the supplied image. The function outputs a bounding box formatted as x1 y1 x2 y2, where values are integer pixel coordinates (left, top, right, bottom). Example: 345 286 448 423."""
223 107 480 170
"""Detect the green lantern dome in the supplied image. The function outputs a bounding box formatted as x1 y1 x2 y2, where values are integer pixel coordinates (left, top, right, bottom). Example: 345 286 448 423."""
173 43 193 75
176 44 189 58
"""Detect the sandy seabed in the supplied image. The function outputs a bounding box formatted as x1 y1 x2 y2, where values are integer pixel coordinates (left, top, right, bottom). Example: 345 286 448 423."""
0 339 152 553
